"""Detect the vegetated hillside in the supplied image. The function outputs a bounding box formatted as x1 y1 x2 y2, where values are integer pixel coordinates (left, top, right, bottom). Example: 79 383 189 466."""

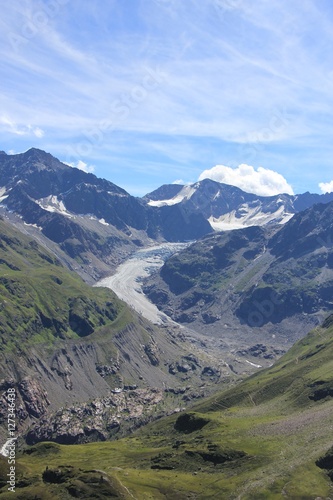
0 149 210 281
144 200 333 352
0 216 121 349
144 178 333 230
0 217 229 444
11 316 333 499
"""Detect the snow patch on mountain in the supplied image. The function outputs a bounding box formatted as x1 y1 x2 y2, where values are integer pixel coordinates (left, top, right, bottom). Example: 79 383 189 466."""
148 185 197 207
99 218 109 226
0 187 8 203
208 204 294 231
36 195 74 218
23 222 42 230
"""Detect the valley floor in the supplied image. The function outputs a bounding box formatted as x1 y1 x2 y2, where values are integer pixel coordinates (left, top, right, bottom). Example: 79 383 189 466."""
95 243 189 325
95 243 287 377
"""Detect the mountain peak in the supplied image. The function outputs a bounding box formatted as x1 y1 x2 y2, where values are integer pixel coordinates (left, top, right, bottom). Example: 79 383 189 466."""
27 147 46 153
12 148 69 173
23 147 57 160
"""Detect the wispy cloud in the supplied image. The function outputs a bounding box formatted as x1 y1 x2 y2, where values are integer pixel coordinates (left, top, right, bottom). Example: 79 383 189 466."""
0 115 44 138
0 0 333 194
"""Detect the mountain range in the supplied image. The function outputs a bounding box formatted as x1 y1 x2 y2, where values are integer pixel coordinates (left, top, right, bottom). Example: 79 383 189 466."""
144 178 333 230
1 148 333 285
0 148 333 497
0 149 210 282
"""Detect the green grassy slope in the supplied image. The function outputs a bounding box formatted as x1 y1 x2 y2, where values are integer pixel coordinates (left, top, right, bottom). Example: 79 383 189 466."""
10 316 333 499
0 216 123 350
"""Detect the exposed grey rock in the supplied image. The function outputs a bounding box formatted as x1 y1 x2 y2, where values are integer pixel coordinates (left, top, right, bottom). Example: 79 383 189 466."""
144 338 160 366
25 388 163 445
18 377 50 418
95 362 119 377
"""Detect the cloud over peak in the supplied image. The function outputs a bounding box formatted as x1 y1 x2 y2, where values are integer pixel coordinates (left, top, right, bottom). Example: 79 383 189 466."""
65 159 95 173
198 164 294 197
319 180 333 194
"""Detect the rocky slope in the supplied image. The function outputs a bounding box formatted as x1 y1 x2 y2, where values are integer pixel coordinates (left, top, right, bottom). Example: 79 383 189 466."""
144 200 333 351
9 314 333 498
0 217 230 445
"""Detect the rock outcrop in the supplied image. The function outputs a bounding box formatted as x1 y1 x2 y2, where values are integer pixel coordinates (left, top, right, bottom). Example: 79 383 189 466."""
26 388 163 445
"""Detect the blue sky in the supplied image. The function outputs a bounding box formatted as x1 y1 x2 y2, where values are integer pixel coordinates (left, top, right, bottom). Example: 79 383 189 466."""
1 0 333 196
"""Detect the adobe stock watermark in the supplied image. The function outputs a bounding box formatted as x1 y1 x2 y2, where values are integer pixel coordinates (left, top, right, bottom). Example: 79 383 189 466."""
238 106 293 165
8 0 70 52
212 0 245 31
312 233 333 269
6 387 16 493
214 0 244 12
248 232 333 328
66 66 165 163
247 290 284 327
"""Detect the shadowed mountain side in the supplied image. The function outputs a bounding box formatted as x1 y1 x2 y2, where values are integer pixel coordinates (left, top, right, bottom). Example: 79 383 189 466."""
144 200 333 349
0 149 210 281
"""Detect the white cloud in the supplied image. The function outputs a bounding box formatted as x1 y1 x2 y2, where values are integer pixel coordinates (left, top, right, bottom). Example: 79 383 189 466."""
198 164 294 196
1 1 333 193
319 180 333 194
33 127 45 138
1 116 26 135
172 179 185 184
66 159 95 173
0 116 45 138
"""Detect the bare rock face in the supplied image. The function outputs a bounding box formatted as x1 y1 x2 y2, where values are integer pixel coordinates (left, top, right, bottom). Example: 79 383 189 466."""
18 377 50 418
236 344 285 360
95 362 120 377
51 352 74 391
0 377 50 428
144 338 160 366
25 387 163 445
168 355 201 375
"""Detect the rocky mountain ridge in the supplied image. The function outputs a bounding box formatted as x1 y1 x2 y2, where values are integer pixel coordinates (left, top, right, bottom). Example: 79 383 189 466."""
0 149 210 281
2 148 333 283
144 178 333 230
